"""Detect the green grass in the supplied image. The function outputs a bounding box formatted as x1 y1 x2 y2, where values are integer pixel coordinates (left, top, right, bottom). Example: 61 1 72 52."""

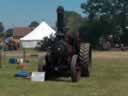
0 52 128 96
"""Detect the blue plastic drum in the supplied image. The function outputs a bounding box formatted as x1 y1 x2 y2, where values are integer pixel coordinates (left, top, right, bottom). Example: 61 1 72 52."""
9 58 17 64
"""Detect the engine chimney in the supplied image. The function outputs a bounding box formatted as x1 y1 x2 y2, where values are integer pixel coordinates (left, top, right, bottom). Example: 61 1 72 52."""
56 6 65 37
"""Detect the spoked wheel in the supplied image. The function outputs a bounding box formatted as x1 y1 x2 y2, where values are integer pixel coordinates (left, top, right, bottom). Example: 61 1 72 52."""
71 55 81 82
80 43 92 77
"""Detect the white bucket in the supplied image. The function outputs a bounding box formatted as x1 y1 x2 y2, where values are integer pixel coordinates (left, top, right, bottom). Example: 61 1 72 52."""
19 58 24 64
31 72 45 82
17 58 24 64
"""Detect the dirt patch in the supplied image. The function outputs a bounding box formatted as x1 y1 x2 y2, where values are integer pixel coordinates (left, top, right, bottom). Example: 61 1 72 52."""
93 51 128 59
2 50 128 60
2 50 46 58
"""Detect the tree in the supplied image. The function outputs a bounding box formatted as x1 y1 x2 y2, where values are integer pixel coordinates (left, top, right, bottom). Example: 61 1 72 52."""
81 0 128 45
79 18 103 47
0 22 4 32
6 28 13 37
64 11 83 33
29 21 39 30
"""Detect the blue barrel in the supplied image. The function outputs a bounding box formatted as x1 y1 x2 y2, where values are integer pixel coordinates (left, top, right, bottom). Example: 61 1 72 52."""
9 58 17 64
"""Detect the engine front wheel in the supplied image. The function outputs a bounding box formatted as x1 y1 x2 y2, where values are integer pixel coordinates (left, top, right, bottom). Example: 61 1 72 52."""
70 55 81 82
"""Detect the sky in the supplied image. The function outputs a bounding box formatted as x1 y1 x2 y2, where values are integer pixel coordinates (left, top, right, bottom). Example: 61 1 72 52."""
0 0 86 30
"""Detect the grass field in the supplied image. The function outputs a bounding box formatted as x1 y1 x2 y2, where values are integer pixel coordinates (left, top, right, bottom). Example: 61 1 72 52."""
0 51 128 96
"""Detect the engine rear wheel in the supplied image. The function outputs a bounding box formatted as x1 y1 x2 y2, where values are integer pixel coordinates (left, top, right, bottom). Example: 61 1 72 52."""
80 43 92 77
71 55 81 82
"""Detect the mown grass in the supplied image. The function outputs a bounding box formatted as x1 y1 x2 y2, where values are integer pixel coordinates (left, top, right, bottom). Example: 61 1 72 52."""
0 51 128 96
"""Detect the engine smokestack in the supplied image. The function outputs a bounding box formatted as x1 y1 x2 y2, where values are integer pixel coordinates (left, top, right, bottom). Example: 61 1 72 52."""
56 6 65 37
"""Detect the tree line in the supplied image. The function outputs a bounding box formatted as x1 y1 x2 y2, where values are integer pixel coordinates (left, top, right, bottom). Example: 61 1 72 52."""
0 21 39 38
0 0 128 48
65 0 128 48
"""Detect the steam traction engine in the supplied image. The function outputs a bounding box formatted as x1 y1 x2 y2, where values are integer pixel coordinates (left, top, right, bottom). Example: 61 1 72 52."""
39 6 92 82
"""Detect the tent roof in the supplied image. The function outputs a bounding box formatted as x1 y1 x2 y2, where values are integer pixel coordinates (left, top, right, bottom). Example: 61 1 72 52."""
20 21 56 41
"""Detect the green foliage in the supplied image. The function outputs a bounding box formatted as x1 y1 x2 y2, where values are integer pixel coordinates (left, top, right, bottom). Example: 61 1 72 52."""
81 0 128 46
0 22 4 33
6 28 13 37
29 21 39 30
79 19 102 47
0 32 4 37
36 37 50 51
64 11 83 33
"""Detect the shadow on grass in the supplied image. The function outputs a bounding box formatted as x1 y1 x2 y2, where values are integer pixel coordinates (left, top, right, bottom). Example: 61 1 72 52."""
46 77 73 83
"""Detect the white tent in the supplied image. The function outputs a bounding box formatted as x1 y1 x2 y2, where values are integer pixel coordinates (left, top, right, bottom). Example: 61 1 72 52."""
20 21 56 48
